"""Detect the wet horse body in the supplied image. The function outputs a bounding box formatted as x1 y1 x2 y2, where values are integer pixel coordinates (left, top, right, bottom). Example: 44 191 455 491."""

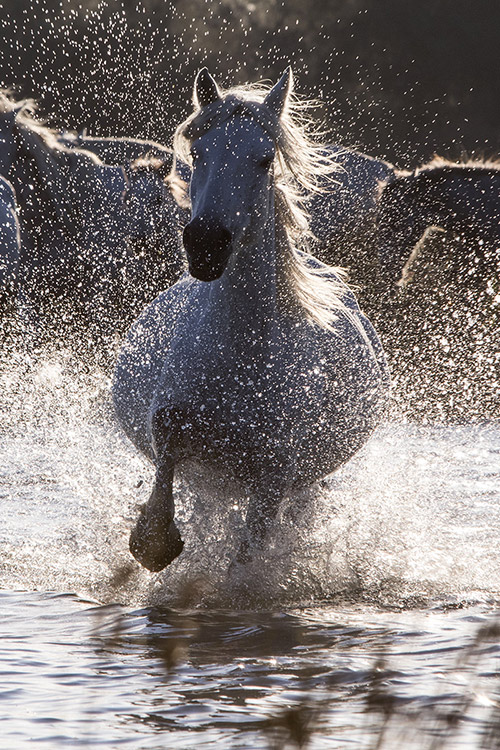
113 69 389 572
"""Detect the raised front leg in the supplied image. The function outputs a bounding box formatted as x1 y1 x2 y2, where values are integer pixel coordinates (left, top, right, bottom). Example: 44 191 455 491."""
129 408 184 571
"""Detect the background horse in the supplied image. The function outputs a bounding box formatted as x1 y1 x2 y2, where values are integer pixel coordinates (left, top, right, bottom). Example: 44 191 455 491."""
113 68 389 572
0 176 20 315
58 130 174 167
0 91 184 355
376 156 500 289
375 157 500 421
309 146 402 312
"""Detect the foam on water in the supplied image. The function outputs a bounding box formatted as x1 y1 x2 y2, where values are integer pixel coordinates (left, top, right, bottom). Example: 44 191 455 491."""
1 340 499 609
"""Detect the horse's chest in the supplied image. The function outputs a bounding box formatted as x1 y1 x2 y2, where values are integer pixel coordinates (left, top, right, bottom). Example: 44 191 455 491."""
166 344 334 464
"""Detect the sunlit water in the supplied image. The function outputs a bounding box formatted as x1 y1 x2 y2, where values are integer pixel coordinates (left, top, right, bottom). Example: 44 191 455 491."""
1 344 500 748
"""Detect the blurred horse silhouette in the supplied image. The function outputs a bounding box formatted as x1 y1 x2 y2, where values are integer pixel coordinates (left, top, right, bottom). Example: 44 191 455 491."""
376 157 500 421
376 156 500 290
0 91 184 351
309 147 402 311
113 68 389 572
0 176 21 314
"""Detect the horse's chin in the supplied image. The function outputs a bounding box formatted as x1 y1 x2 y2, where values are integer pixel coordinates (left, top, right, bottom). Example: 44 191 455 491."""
188 251 232 281
188 263 227 282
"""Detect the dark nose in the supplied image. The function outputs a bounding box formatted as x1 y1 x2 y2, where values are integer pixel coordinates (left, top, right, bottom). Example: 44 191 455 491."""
183 215 232 281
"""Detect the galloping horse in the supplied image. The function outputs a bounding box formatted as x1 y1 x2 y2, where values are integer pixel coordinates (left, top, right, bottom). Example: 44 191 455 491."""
376 156 500 289
0 91 184 345
113 69 389 572
375 157 500 421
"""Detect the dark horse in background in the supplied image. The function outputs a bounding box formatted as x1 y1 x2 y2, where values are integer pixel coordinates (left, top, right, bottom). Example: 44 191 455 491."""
0 175 21 314
375 157 500 421
0 91 184 361
309 146 401 313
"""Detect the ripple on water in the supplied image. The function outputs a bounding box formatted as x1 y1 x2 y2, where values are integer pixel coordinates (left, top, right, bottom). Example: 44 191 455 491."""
1 592 500 748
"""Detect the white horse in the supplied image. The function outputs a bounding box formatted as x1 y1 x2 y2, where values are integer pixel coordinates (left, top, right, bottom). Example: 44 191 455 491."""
113 68 389 571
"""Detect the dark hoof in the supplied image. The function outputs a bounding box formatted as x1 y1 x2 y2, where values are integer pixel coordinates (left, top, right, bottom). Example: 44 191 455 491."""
129 510 184 572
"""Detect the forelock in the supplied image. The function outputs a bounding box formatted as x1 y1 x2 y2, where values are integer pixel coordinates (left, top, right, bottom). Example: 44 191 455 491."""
181 95 282 149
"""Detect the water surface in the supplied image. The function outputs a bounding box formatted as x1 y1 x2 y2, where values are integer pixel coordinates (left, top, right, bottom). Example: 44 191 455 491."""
1 348 500 748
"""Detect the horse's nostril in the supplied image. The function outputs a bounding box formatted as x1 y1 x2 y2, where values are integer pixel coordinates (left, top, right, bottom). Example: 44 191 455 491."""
183 218 232 251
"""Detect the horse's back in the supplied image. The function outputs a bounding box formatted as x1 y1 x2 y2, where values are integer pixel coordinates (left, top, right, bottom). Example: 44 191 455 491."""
58 132 172 167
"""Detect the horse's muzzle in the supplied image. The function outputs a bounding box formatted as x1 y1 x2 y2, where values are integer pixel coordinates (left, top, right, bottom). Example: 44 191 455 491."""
183 216 232 281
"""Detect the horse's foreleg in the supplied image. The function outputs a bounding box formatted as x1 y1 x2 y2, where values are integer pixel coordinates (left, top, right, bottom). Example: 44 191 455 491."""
129 408 184 572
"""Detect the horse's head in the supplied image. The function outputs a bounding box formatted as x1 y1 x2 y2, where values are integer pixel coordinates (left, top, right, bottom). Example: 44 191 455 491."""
181 68 292 281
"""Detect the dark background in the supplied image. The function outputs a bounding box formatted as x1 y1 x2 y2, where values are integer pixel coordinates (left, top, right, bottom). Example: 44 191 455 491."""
0 0 498 169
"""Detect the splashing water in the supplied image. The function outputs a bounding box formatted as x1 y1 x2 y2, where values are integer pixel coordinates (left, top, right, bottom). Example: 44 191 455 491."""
1 333 499 610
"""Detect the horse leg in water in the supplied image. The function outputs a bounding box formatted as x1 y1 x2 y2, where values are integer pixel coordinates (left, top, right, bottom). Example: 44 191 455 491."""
129 408 184 571
236 479 286 563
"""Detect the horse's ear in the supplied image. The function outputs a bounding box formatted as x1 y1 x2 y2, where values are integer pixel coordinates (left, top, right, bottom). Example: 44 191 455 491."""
264 67 293 117
194 68 221 109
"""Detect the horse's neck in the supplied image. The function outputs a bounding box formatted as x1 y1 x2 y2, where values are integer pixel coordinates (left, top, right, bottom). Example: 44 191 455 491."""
207 200 290 342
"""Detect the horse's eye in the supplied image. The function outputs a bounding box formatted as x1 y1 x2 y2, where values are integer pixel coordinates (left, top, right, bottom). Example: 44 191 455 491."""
260 155 274 170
